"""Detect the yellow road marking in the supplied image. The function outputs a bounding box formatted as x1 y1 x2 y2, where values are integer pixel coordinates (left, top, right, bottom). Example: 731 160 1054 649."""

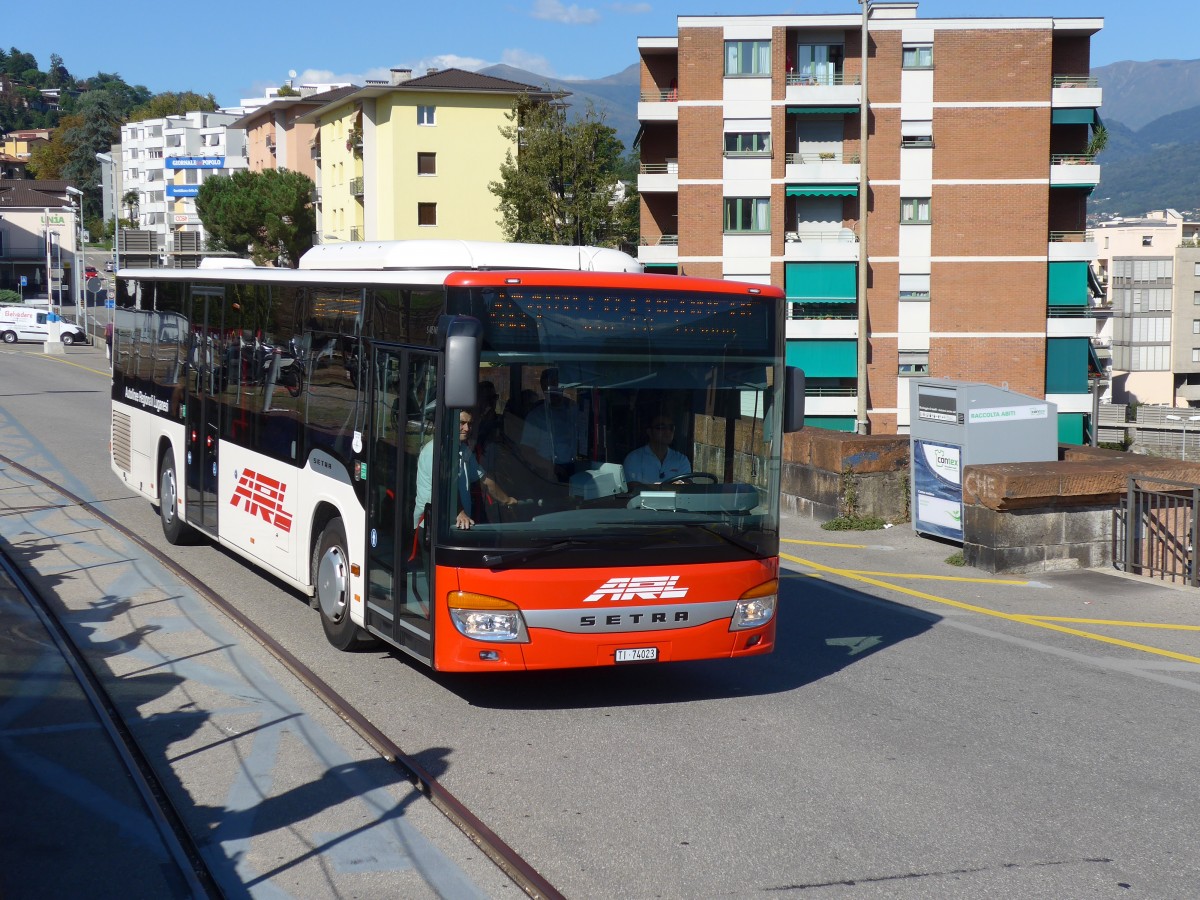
1025 616 1200 632
782 537 868 549
848 570 1029 585
782 552 1200 667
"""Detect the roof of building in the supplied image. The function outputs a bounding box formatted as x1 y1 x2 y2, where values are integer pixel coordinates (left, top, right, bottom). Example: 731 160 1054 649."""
0 181 74 208
226 85 362 129
296 68 560 124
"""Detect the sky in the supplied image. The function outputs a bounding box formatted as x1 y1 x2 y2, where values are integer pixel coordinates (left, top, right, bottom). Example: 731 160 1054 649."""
7 0 1196 108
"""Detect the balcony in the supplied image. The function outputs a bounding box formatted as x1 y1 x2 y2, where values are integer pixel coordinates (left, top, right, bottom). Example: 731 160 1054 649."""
1051 74 1102 111
350 226 361 241
803 387 859 418
1048 230 1097 263
1050 154 1100 188
786 313 858 341
638 89 678 123
638 162 678 194
785 152 860 184
783 228 859 263
1047 306 1097 338
785 71 861 107
349 176 364 198
638 234 678 266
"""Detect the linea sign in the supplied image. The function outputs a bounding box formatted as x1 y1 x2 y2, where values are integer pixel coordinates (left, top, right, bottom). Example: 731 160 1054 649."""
166 157 225 169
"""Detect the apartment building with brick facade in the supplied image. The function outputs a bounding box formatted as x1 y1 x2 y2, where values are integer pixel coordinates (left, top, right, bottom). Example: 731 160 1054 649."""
637 2 1104 442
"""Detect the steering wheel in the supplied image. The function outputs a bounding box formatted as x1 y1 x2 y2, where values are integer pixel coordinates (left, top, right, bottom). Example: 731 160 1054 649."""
670 472 718 485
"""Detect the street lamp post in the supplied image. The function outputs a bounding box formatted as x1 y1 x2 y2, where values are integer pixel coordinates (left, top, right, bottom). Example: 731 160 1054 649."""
855 0 872 434
65 185 86 338
1165 414 1200 460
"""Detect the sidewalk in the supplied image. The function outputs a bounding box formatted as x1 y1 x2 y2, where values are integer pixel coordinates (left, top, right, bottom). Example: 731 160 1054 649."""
0 461 521 899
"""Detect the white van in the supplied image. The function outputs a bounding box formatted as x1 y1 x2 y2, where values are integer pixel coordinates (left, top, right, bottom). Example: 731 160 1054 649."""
0 306 89 345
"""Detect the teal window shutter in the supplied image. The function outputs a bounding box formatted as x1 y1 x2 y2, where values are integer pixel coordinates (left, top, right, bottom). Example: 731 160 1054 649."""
1048 261 1089 306
1046 338 1088 394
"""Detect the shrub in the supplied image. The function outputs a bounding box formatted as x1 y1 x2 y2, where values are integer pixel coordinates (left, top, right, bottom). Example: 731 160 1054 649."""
821 515 886 531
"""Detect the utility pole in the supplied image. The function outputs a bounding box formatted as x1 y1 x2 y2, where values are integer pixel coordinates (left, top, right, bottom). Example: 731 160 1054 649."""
855 0 872 434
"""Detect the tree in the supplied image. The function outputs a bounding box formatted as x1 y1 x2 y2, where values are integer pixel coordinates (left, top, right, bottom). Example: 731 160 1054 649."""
59 91 124 220
490 96 639 250
128 91 218 122
197 169 316 267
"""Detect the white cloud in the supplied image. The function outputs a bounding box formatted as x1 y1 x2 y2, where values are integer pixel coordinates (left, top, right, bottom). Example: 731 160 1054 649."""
501 49 556 77
531 0 600 25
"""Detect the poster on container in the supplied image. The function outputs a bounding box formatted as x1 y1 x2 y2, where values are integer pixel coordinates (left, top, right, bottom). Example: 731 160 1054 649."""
913 439 963 541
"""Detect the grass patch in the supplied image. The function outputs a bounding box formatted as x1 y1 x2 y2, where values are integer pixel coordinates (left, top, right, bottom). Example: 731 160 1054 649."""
944 551 965 567
821 515 886 532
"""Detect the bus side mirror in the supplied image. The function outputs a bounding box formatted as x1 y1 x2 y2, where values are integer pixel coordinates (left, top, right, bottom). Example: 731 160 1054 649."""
784 366 805 433
440 315 482 409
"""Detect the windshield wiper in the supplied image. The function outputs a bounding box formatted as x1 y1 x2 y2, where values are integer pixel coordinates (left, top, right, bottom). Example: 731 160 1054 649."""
482 539 589 570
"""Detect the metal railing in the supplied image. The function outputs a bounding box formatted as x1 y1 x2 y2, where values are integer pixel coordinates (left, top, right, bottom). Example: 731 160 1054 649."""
349 177 364 197
640 234 678 246
1049 230 1089 242
804 386 858 397
639 90 678 102
350 227 361 241
1052 74 1099 88
783 230 859 243
1051 153 1097 166
788 304 858 320
1114 475 1199 587
786 152 860 164
1047 305 1095 318
639 163 677 174
786 72 860 86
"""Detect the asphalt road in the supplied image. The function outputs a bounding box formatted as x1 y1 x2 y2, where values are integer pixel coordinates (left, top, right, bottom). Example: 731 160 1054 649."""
3 340 1199 898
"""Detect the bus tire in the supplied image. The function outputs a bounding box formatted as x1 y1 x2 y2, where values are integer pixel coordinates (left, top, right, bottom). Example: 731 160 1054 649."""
158 451 192 545
313 518 372 650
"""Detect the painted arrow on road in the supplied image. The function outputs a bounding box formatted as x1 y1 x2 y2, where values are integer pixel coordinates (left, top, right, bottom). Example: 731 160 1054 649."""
825 635 883 656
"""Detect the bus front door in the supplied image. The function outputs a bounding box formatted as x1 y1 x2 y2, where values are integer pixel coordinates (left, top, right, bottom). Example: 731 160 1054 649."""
364 345 438 663
184 286 223 534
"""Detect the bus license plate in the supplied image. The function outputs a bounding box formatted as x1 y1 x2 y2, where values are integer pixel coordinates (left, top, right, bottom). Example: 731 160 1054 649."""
615 647 658 663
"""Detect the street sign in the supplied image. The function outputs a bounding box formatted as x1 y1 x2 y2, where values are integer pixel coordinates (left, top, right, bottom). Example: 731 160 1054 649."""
86 276 102 292
19 276 27 287
105 300 115 309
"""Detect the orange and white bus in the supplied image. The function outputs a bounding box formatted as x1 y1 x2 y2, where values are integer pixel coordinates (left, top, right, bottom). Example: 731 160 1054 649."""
109 240 803 671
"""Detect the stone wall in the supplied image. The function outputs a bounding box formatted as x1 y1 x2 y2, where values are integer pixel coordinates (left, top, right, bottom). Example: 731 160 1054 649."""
781 429 910 521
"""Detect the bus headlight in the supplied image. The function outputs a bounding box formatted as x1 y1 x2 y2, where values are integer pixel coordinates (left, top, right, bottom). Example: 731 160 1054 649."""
448 591 530 643
730 580 777 630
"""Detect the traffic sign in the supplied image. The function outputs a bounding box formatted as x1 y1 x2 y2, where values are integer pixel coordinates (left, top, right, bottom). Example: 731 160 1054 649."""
19 276 27 287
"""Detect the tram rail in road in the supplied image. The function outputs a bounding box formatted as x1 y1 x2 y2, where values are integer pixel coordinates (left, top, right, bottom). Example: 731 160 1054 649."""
0 452 564 900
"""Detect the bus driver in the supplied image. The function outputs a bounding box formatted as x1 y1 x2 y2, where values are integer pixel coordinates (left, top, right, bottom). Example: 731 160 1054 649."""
415 409 519 530
623 414 691 490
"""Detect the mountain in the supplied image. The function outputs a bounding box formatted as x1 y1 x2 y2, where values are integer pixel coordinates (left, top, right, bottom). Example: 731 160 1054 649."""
1093 59 1200 132
479 63 641 153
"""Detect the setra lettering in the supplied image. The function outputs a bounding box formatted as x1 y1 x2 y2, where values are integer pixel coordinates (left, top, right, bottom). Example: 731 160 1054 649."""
577 611 690 627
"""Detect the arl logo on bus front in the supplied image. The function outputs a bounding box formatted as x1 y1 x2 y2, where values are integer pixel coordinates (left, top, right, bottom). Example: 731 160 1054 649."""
230 469 294 533
583 576 688 603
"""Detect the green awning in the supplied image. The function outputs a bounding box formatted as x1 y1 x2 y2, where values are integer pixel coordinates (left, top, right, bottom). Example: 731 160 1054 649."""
1087 341 1105 379
786 185 858 197
786 262 856 302
786 340 857 378
1051 108 1099 125
803 416 857 433
1048 261 1089 306
786 106 858 115
1046 338 1089 394
1057 412 1085 445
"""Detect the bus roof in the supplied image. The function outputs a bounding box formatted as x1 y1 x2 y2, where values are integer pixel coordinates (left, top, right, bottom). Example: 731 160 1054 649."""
443 269 786 297
298 239 642 273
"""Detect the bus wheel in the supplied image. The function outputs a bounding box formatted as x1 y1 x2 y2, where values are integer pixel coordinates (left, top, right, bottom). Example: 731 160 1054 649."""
313 518 371 650
158 451 192 545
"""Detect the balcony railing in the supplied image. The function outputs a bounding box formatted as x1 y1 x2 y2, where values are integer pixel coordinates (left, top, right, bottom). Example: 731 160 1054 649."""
788 304 857 319
349 176 364 197
784 230 859 243
1047 305 1095 318
640 163 677 174
804 386 858 397
1049 231 1089 242
786 72 860 86
1052 74 1098 88
786 152 860 165
350 226 361 241
640 234 678 246
639 90 677 102
1051 153 1097 166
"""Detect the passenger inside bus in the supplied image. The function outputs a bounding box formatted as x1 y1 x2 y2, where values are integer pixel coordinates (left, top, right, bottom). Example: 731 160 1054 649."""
622 413 692 490
415 409 520 531
519 368 586 482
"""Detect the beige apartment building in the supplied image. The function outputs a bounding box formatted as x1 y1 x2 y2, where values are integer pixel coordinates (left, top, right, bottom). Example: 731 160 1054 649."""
1092 210 1200 407
637 2 1104 442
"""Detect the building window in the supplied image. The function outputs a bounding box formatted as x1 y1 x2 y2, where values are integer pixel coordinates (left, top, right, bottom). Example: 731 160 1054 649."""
900 120 933 148
899 273 930 301
793 44 844 84
1194 320 1200 334
1194 291 1200 306
417 106 436 126
723 197 770 233
724 132 771 156
725 40 771 76
1142 235 1153 246
1194 349 1200 363
902 44 933 69
900 197 931 224
418 202 437 226
417 152 436 175
898 350 930 376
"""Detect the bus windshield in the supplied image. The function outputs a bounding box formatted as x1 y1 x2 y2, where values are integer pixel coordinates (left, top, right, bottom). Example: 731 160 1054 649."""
432 284 782 565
